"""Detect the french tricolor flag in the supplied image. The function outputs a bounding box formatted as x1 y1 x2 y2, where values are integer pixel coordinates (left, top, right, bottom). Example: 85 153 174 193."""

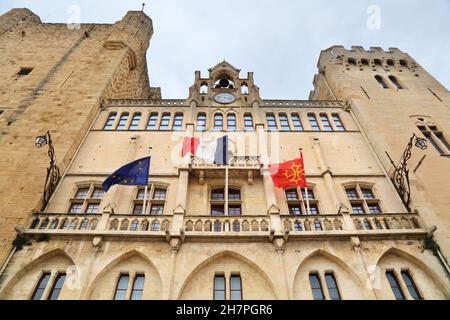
182 136 232 165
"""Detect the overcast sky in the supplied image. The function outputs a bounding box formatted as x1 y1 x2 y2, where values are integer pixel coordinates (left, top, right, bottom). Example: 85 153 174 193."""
2 0 449 99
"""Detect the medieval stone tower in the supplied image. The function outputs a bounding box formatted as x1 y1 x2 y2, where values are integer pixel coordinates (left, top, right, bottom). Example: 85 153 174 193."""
309 45 450 257
0 9 159 267
0 9 449 300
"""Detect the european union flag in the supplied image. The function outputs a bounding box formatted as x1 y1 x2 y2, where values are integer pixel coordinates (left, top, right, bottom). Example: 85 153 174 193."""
102 156 151 192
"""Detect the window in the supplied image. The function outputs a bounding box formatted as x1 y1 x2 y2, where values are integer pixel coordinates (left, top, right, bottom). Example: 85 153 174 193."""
387 59 395 67
400 60 408 68
331 113 345 131
417 122 450 155
266 113 277 131
401 271 422 300
48 273 66 300
230 275 242 300
386 271 405 300
159 113 171 130
104 113 117 130
308 113 320 131
114 274 130 300
361 59 369 66
196 113 207 131
214 275 226 300
227 113 237 131
374 59 382 66
285 187 319 215
69 184 104 214
309 273 325 300
348 58 356 65
389 75 403 90
132 185 167 215
31 273 51 300
291 113 303 131
129 113 141 130
279 113 290 131
210 188 242 216
17 67 33 76
146 113 158 130
214 113 223 131
345 184 382 214
243 113 253 131
116 113 129 130
320 113 332 131
325 273 341 300
172 113 184 131
375 75 389 89
130 275 145 300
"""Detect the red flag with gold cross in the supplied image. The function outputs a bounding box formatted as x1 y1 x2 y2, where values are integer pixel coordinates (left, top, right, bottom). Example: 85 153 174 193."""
268 152 307 188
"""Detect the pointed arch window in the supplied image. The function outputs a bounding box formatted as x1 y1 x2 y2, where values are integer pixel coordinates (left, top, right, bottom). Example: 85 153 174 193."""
331 113 345 131
375 75 389 89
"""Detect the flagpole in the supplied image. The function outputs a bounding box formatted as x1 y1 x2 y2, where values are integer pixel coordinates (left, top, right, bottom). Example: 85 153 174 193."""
142 146 152 215
299 148 311 215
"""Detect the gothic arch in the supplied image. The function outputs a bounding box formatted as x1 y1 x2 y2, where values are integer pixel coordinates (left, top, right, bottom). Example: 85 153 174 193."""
0 248 76 300
84 249 163 300
177 250 278 300
375 247 450 299
293 249 370 300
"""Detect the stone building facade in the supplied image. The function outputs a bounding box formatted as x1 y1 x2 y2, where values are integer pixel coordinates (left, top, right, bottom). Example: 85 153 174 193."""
0 8 449 300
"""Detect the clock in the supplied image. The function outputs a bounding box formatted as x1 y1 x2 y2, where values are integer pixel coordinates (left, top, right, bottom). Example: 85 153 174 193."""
214 92 236 104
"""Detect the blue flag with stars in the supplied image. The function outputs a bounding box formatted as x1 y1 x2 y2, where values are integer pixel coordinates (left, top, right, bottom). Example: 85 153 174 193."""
102 156 151 192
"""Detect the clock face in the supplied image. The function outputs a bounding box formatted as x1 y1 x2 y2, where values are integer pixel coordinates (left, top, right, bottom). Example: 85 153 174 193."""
214 92 236 104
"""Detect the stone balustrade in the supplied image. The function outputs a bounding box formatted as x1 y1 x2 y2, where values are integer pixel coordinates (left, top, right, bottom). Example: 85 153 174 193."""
191 156 261 169
184 215 270 234
25 212 425 240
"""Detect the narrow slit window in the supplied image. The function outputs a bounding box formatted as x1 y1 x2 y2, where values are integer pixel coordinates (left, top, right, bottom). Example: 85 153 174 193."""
325 273 341 300
375 75 389 89
386 271 405 300
114 274 130 300
214 275 226 300
389 75 403 90
48 273 66 300
230 275 242 300
401 271 422 300
31 273 51 300
130 275 145 300
309 273 325 300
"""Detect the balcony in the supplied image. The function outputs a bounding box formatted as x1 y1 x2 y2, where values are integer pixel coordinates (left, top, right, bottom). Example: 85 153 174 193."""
190 156 261 169
23 212 426 241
